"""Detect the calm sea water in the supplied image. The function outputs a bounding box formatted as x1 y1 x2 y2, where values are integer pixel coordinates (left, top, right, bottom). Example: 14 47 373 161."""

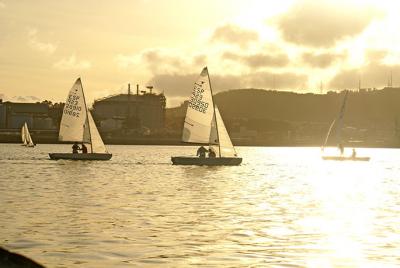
1 144 400 267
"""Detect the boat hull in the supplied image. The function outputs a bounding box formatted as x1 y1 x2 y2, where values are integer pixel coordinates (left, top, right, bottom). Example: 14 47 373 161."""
49 153 112 160
171 156 242 166
322 156 370 161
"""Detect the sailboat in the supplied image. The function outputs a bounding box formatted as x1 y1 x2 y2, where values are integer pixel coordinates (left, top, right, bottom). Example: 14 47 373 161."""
171 67 242 166
321 90 369 161
49 78 112 160
21 122 35 147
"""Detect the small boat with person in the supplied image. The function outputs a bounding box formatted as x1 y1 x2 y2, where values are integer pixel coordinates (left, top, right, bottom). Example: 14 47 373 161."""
49 78 112 160
321 90 370 161
321 155 370 161
171 67 242 166
21 122 35 147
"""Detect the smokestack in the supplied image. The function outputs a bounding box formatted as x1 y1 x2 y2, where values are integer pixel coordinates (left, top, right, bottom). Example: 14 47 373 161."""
136 84 139 95
128 83 131 95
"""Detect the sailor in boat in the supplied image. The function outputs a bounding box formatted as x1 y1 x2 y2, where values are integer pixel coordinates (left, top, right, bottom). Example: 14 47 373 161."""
196 146 207 158
338 143 344 155
81 143 88 154
72 142 80 154
351 148 357 158
208 148 216 158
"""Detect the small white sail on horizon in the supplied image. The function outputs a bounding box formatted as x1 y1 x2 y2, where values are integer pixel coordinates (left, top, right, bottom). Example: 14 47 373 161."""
321 90 370 161
21 124 26 145
21 122 35 147
323 90 349 149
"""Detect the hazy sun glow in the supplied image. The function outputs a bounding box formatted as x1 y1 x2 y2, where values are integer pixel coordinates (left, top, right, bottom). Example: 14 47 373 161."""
250 147 394 267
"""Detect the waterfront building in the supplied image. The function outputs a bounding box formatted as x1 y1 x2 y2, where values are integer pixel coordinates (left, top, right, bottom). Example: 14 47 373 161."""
0 100 55 129
92 84 166 133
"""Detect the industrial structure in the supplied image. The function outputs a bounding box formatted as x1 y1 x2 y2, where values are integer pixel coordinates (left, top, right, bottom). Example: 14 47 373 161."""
92 84 166 134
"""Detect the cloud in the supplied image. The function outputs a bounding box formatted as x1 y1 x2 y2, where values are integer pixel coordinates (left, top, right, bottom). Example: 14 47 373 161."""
302 52 345 68
147 73 197 97
329 50 399 89
114 54 137 68
275 0 382 47
53 55 91 70
211 24 259 48
116 48 207 74
148 72 248 97
0 94 41 102
365 50 387 64
141 49 185 73
14 96 41 102
27 28 57 54
223 51 289 69
148 70 308 98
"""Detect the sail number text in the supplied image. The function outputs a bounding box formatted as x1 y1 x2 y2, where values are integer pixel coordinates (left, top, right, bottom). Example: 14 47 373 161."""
189 82 209 113
64 94 82 117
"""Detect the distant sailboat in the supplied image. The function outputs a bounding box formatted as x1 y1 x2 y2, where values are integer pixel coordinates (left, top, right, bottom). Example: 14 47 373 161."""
49 78 112 160
171 67 242 166
21 122 35 147
321 90 370 161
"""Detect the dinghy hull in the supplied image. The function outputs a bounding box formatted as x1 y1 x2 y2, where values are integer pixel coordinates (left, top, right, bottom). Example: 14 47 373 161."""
49 153 112 160
322 156 370 161
171 156 242 166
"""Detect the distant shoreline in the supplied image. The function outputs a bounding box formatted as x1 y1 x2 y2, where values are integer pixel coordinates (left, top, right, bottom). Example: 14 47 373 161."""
2 129 399 148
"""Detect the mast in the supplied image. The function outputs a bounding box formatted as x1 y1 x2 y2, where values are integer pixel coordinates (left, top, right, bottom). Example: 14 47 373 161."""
80 78 93 153
206 67 221 157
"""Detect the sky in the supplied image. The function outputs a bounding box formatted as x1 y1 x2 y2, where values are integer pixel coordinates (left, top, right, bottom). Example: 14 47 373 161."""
1 0 400 107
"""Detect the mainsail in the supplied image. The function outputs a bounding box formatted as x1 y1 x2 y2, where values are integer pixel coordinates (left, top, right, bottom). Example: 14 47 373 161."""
21 124 27 145
21 123 34 146
323 90 349 148
59 78 91 143
24 123 34 146
182 67 215 144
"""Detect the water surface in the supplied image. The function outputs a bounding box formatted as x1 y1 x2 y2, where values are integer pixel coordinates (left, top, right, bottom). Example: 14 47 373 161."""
1 144 400 267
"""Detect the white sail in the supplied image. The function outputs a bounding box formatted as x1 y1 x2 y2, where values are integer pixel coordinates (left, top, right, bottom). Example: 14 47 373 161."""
24 123 34 146
59 78 90 143
323 119 336 148
210 107 236 157
21 124 27 145
182 67 215 144
87 111 107 153
323 90 349 148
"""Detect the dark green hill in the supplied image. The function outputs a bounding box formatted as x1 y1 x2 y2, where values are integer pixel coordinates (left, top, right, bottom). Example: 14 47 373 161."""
214 87 400 126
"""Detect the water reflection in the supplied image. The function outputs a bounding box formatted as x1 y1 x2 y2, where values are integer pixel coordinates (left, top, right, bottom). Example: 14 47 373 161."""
1 145 400 267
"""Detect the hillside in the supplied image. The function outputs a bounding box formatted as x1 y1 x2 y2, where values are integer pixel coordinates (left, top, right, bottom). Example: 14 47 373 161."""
214 87 400 126
166 87 400 146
